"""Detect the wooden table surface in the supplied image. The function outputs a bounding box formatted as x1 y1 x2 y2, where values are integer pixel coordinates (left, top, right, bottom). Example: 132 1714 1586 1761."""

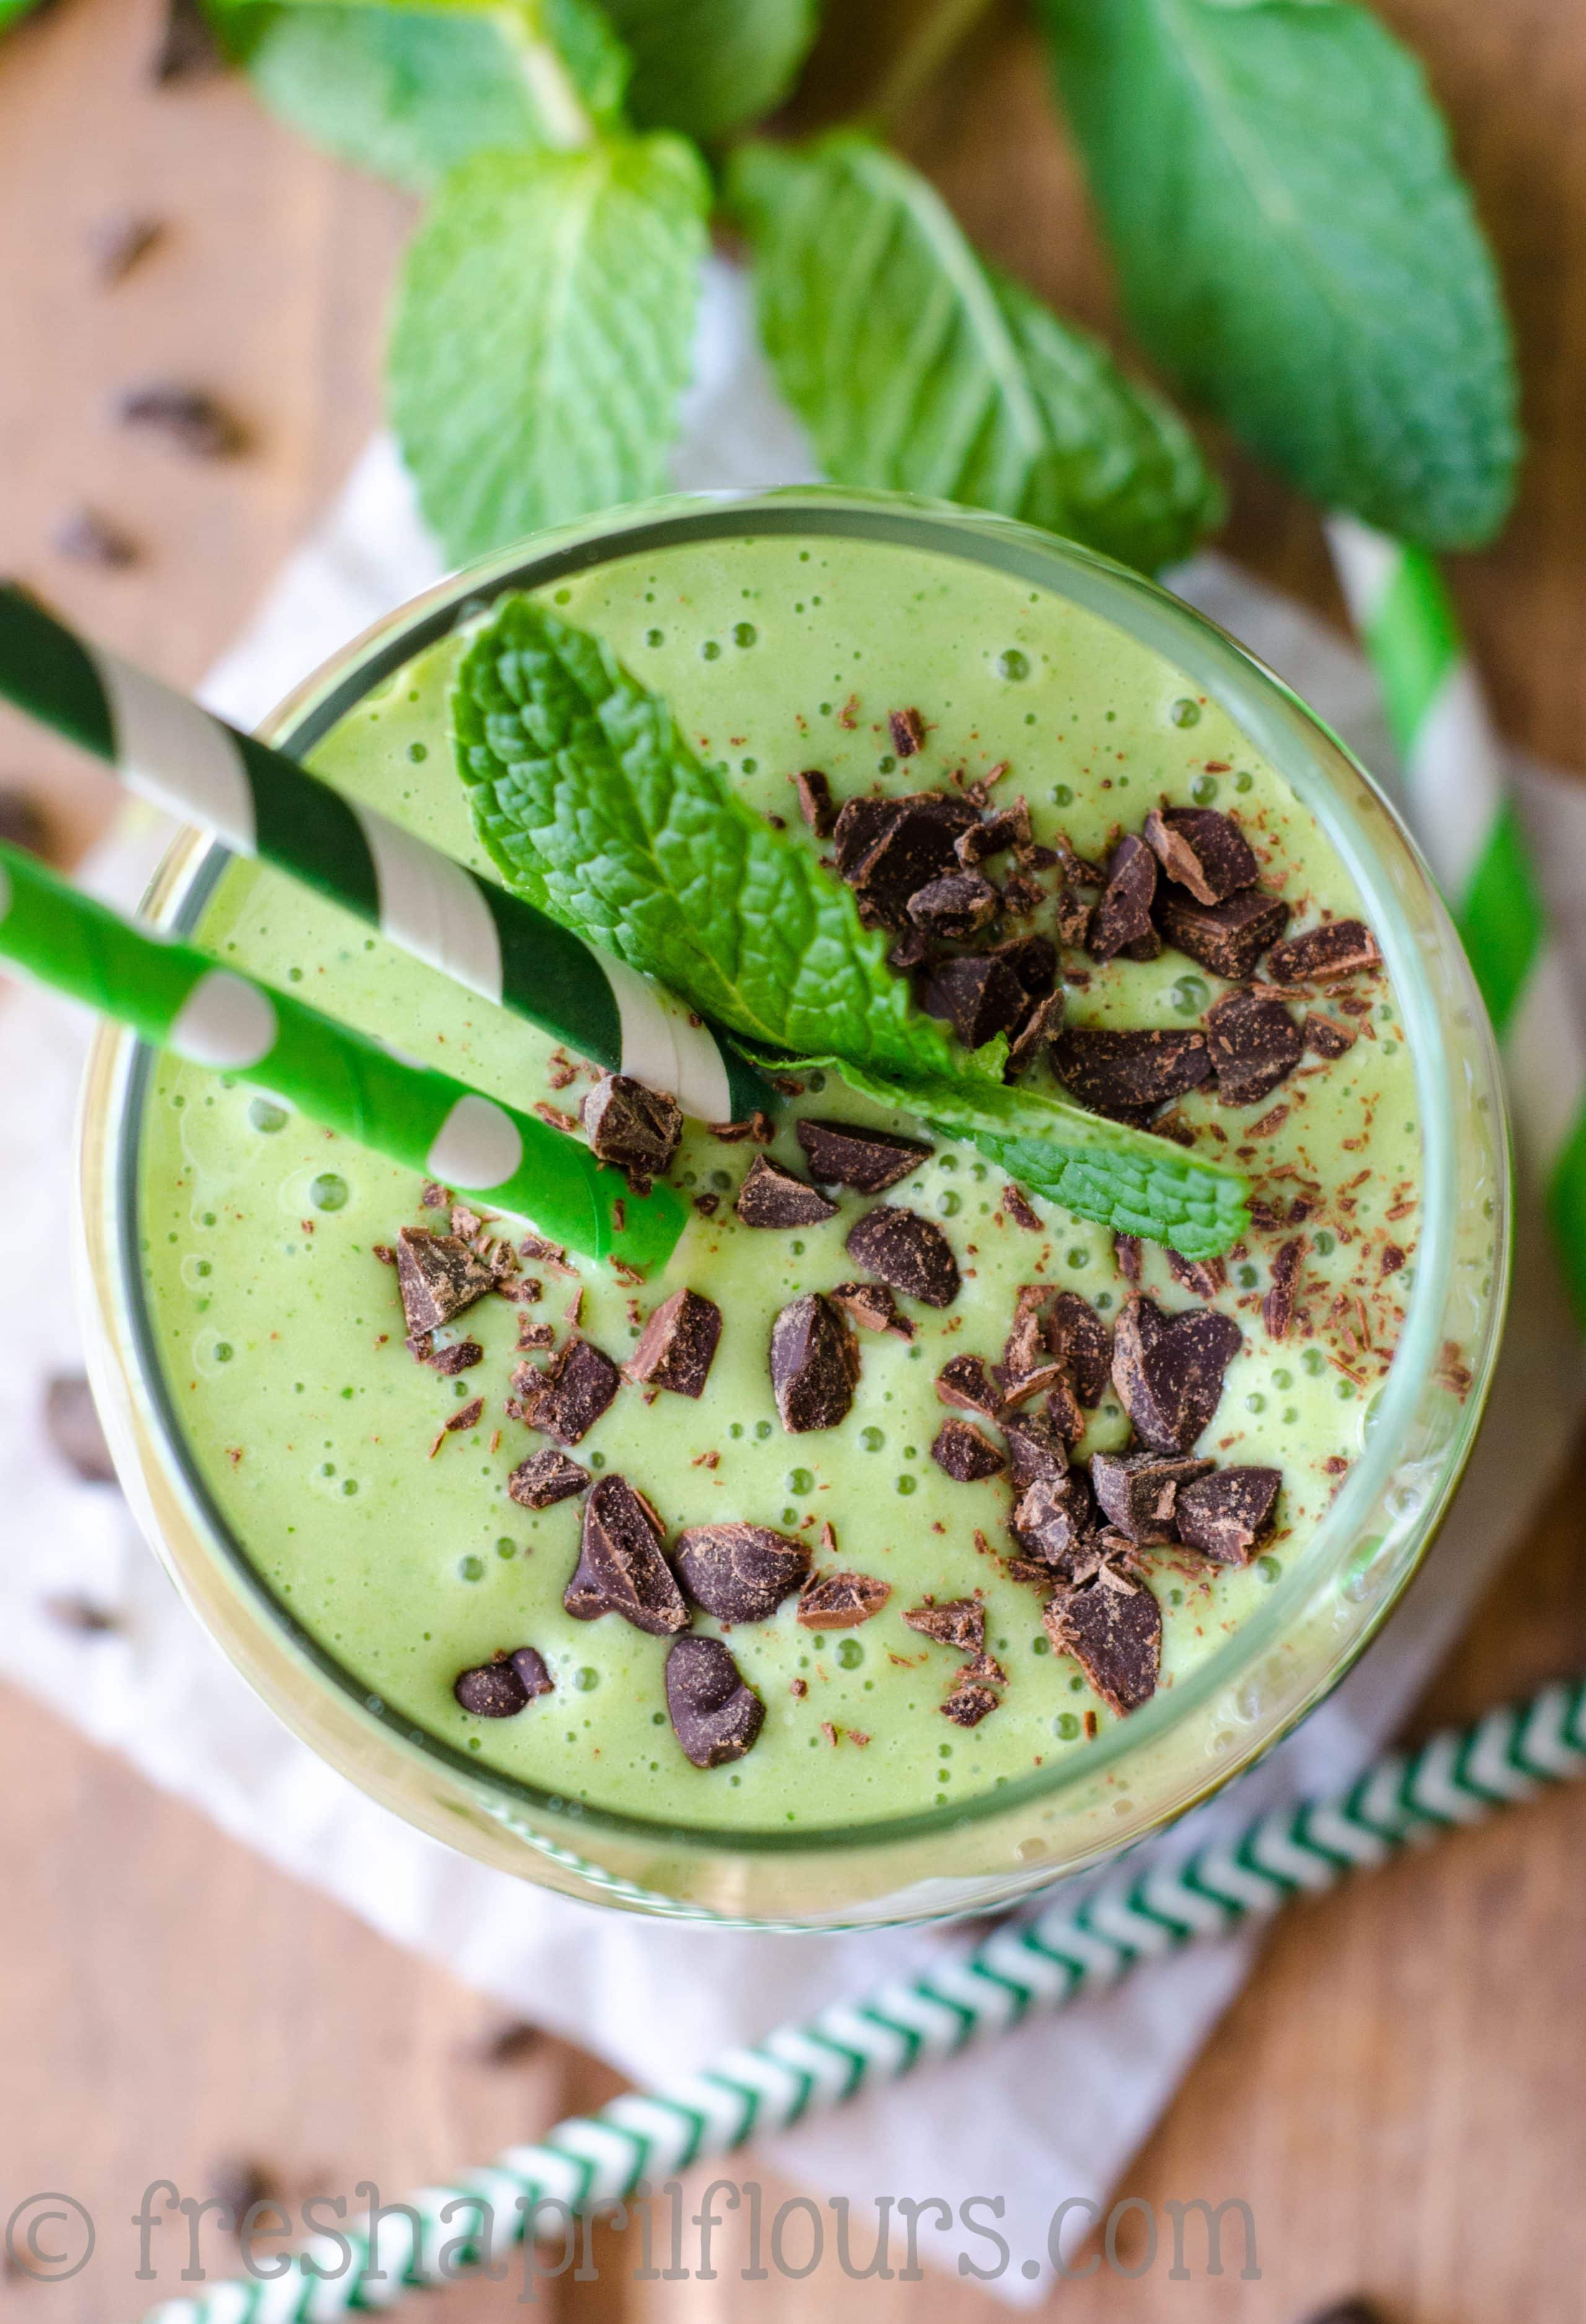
4 4 1586 2320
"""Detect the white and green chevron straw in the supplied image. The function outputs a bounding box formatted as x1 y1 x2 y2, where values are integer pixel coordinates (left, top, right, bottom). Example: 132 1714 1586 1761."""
1327 519 1586 1325
0 840 685 1272
131 1673 1586 2323
0 584 772 1126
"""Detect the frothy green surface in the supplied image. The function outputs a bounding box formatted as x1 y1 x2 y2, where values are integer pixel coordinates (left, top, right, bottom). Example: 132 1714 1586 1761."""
136 532 1421 1830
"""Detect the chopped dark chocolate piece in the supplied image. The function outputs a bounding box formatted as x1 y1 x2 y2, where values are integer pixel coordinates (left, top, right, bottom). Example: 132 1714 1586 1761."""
1054 884 1093 945
444 1397 484 1434
1091 1449 1212 1543
1144 807 1258 905
903 1595 985 1653
675 1523 811 1623
665 1634 765 1768
564 1474 687 1634
115 381 246 458
770 1293 857 1432
794 767 837 838
583 1072 683 1190
735 1154 838 1230
1087 834 1160 962
931 1419 1007 1482
795 1116 933 1191
1053 1027 1211 1118
509 1646 555 1700
1003 1408 1071 1496
921 954 1029 1050
942 1677 1001 1727
1049 1290 1111 1406
517 1315 554 1351
1000 871 1046 918
829 1279 914 1337
844 1205 960 1307
394 1227 497 1336
849 804 974 926
906 869 1001 940
831 794 901 877
888 706 926 756
797 1569 890 1628
626 1287 723 1397
1266 918 1381 986
1011 1471 1096 1575
44 1372 117 1484
1115 1232 1143 1287
54 507 139 568
429 1338 483 1377
1002 1183 1043 1232
1205 989 1303 1107
1043 1373 1087 1445
1167 1251 1222 1300
936 1352 1001 1416
1045 1561 1162 1715
1303 1012 1357 1058
955 799 1031 866
1001 1283 1052 1384
1159 888 1290 982
991 932 1058 998
455 1658 535 1719
996 1360 1069 1416
508 1447 590 1508
1111 1294 1243 1453
1175 1467 1282 1564
1263 1238 1307 1341
1004 989 1066 1081
514 1336 621 1445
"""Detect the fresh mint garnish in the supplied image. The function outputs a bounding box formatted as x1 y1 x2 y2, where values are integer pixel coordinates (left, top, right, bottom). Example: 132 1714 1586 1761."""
729 134 1223 577
602 0 819 145
1040 0 1520 548
388 133 709 564
453 598 1250 1255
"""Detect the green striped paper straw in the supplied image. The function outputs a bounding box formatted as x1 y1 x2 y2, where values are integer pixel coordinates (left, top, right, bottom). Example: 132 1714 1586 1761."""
0 840 685 1273
131 1673 1586 2322
0 584 771 1125
1327 519 1586 1324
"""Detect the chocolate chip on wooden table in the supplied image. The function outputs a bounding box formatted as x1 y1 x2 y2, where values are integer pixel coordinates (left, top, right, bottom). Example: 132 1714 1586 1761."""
935 1352 1001 1416
44 1372 117 1484
888 706 926 756
666 1634 765 1768
828 1279 914 1338
734 1154 838 1229
453 1648 554 1719
1111 1294 1243 1453
675 1523 812 1623
1045 1561 1163 1714
795 1116 933 1191
1090 1449 1212 1543
1205 989 1303 1107
512 1336 621 1444
770 1292 857 1432
1266 919 1381 986
1049 1290 1111 1406
906 869 1001 940
115 382 247 457
797 1569 890 1628
625 1287 723 1397
930 1418 1007 1481
903 1595 985 1653
1087 833 1161 962
794 767 837 837
1175 1467 1282 1564
1053 1027 1211 1118
1143 807 1258 904
920 954 1030 1050
844 1206 961 1307
394 1226 497 1335
583 1072 682 1190
564 1475 688 1634
507 1446 590 1509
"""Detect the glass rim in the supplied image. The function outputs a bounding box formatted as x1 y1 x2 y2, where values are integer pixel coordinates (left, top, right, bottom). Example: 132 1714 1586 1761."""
100 485 1510 1864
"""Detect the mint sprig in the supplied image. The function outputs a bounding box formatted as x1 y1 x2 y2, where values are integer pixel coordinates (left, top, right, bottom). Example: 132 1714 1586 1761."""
453 599 1250 1256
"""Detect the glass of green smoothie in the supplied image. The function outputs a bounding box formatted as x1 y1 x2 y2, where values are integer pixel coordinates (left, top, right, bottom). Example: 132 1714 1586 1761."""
76 489 1509 1930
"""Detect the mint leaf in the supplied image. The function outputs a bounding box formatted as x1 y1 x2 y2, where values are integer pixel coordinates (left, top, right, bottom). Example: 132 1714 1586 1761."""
727 134 1221 576
1039 0 1520 548
388 134 708 563
453 599 1250 1255
602 0 818 143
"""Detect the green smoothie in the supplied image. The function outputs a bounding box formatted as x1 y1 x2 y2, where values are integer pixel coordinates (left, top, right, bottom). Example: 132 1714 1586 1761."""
134 528 1420 1831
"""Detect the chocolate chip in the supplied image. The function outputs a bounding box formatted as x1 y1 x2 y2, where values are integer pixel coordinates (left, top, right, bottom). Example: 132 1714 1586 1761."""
921 954 1030 1050
940 1676 999 1727
990 932 1058 998
851 806 975 926
1002 1183 1043 1233
444 1396 485 1434
794 767 836 838
831 794 901 877
1144 807 1258 904
1175 1467 1281 1564
795 1116 933 1191
455 1659 535 1718
734 1154 838 1229
1045 1562 1162 1714
956 799 1031 866
1002 1408 1071 1496
152 0 227 82
769 1293 857 1432
887 927 932 971
1049 1291 1111 1406
509 1646 555 1699
626 1287 723 1397
1087 835 1160 962
906 869 1001 940
1111 1294 1243 1452
930 1419 1007 1481
115 382 247 457
507 1447 590 1509
89 211 164 285
1054 884 1093 945
888 706 926 756
1262 1239 1307 1341
1003 989 1066 1081
394 1227 497 1335
797 1569 890 1628
1205 989 1303 1107
936 1353 1001 1416
53 507 139 568
1303 1012 1357 1058
1159 889 1291 982
564 1475 687 1634
1266 919 1381 986
513 1336 621 1445
1053 1027 1211 1118
583 1073 682 1190
844 1206 960 1307
828 1279 914 1338
1091 1449 1212 1543
44 1373 117 1484
428 1338 483 1376
675 1523 811 1623
1010 1471 1095 1574
0 789 49 857
665 1634 765 1767
903 1596 985 1652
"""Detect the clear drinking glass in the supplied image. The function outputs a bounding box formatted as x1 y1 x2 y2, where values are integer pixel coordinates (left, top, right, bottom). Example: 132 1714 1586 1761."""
74 490 1510 1930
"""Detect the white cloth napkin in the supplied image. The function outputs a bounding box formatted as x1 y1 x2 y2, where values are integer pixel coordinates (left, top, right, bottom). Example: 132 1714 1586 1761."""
4 263 1584 2300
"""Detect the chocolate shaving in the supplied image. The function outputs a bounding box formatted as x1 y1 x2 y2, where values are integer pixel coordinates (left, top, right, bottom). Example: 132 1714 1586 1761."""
512 1336 621 1445
930 1418 1007 1482
1262 1239 1306 1341
844 1206 960 1307
797 1569 890 1628
1090 1449 1212 1543
1205 988 1303 1107
829 1279 914 1338
769 1293 857 1432
906 869 1000 940
921 954 1029 1050
626 1287 722 1397
1045 1561 1162 1715
665 1634 765 1768
583 1073 682 1191
675 1523 812 1623
394 1227 497 1336
795 1116 932 1192
1159 889 1291 983
734 1154 838 1229
1111 1294 1242 1453
1087 835 1161 962
1303 1012 1357 1058
444 1397 484 1434
564 1474 687 1634
903 1595 985 1653
936 1353 1001 1416
1175 1467 1281 1564
794 768 837 838
1053 1028 1211 1118
1266 919 1381 986
1143 807 1258 905
115 382 246 457
508 1447 590 1509
888 706 926 756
